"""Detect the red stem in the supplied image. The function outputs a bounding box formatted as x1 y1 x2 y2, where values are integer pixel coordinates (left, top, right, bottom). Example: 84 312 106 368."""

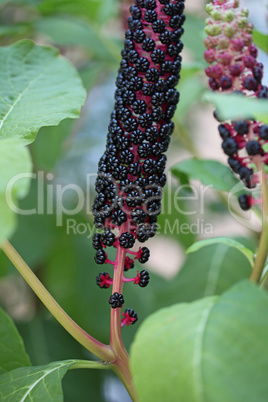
109 222 136 398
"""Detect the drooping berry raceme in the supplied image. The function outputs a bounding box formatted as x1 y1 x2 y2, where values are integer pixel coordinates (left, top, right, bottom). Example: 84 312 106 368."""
92 0 185 327
204 0 268 209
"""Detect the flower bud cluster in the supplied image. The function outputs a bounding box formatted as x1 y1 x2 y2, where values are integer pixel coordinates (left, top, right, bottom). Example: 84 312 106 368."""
92 0 185 326
204 0 268 211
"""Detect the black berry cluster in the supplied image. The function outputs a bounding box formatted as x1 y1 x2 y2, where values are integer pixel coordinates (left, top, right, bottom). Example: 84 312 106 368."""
219 120 268 192
92 0 185 326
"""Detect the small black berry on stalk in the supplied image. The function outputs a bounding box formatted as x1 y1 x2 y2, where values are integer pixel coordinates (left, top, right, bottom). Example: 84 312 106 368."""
138 247 150 263
228 157 242 174
244 76 259 91
109 292 125 309
96 272 113 289
238 194 252 211
94 249 107 265
134 270 150 287
218 124 231 140
131 209 146 224
222 138 238 156
234 120 249 135
119 232 136 249
121 309 138 327
246 140 263 156
239 166 255 189
259 125 268 140
101 230 116 247
92 233 102 250
258 85 268 99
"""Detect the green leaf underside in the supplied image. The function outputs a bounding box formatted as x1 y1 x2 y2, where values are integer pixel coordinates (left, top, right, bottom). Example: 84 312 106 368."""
131 281 268 402
204 92 268 124
0 139 32 245
171 158 239 192
0 40 86 144
186 237 254 268
0 306 30 375
253 30 268 54
0 360 110 401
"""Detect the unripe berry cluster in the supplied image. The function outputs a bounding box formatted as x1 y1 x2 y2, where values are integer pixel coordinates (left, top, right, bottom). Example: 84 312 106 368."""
204 0 268 211
93 0 185 326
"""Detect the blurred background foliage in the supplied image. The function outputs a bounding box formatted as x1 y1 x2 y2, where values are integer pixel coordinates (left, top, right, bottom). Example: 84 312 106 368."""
0 0 266 400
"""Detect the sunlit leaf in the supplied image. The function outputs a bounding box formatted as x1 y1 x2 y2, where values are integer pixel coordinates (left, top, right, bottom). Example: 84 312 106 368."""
0 40 86 144
131 281 268 402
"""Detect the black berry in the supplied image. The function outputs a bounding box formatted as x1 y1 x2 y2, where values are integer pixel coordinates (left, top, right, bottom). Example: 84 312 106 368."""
109 292 124 308
138 247 150 263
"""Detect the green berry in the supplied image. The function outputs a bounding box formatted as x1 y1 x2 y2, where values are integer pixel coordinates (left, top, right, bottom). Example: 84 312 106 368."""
223 11 235 22
205 24 222 37
205 4 214 15
211 10 222 21
224 25 236 38
241 9 249 18
238 17 249 29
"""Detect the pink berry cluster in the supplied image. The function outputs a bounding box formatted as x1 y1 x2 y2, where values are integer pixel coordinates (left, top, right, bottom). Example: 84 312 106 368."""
204 0 268 211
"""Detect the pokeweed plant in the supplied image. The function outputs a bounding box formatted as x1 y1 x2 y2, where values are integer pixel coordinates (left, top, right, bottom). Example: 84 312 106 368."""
0 0 267 401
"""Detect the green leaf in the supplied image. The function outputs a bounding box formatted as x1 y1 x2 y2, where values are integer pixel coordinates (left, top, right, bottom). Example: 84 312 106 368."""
186 237 254 267
17 317 105 401
0 139 32 197
176 75 205 121
0 306 30 375
34 17 118 62
253 29 268 54
171 158 239 192
204 92 268 124
38 0 111 23
0 0 42 5
183 14 207 64
31 119 73 171
0 195 16 247
0 24 30 38
0 40 86 144
131 281 268 402
0 360 108 401
0 138 32 245
154 241 253 306
157 187 196 248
